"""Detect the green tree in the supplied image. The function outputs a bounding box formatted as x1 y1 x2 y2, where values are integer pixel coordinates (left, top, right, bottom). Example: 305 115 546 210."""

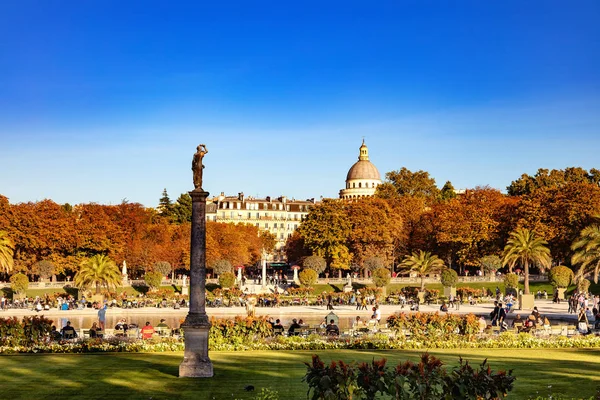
507 167 597 196
439 181 457 201
0 231 14 274
144 271 163 289
379 167 440 202
479 255 502 276
502 228 551 295
571 220 600 283
10 273 29 294
171 193 192 224
74 254 122 295
302 255 326 275
158 188 174 219
399 250 445 291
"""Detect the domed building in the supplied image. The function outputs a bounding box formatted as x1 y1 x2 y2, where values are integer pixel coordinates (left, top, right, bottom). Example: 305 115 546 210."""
339 140 382 199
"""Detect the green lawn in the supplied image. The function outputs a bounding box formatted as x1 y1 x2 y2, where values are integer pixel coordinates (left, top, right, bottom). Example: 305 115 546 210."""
1 349 599 399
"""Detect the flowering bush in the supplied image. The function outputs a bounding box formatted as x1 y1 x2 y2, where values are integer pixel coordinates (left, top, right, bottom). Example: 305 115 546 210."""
304 354 515 400
386 312 480 340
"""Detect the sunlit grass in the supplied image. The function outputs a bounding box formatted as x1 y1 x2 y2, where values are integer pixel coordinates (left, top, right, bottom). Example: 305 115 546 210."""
1 349 599 399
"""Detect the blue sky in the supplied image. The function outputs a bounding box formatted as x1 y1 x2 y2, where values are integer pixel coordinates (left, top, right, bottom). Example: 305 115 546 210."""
1 1 598 207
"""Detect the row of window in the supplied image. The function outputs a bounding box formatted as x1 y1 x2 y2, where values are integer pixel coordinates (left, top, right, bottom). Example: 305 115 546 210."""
346 181 379 189
218 201 310 212
215 211 304 220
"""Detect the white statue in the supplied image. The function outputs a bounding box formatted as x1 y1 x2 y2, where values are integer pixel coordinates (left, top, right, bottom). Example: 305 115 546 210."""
182 275 188 287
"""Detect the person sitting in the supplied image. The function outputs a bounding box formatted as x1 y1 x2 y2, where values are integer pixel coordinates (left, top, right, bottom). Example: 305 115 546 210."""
60 321 77 339
531 307 542 324
89 322 99 338
141 321 155 339
512 314 523 327
352 316 364 329
157 319 169 329
272 319 284 335
288 319 301 336
367 315 379 332
478 316 487 334
325 319 339 336
50 325 62 341
440 302 448 312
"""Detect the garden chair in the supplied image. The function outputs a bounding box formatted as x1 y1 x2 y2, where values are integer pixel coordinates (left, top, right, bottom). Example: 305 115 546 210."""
566 325 577 336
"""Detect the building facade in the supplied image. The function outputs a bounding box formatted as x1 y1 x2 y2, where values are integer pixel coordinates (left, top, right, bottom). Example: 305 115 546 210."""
339 140 382 199
206 193 315 261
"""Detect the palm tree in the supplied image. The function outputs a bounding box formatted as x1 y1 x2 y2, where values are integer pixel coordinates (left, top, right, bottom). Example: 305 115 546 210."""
571 220 600 283
74 254 121 294
0 231 14 274
502 228 551 295
399 250 445 291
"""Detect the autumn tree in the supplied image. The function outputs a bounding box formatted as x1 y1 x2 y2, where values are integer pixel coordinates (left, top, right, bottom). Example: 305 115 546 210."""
514 182 600 263
152 261 172 277
345 198 402 275
433 187 509 269
32 260 55 280
296 200 352 276
502 228 551 294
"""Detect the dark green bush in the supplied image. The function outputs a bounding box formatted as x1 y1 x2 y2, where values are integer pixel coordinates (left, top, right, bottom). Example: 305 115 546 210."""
441 268 458 287
504 273 519 289
218 271 236 288
304 354 515 400
144 271 163 289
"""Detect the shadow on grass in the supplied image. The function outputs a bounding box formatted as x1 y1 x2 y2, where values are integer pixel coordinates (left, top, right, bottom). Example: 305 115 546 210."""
1 349 599 399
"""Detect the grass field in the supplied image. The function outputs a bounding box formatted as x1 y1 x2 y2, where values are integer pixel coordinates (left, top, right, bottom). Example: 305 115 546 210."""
1 349 599 399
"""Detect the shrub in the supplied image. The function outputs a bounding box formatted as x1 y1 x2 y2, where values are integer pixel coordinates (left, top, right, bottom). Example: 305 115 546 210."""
10 273 29 294
211 259 233 276
299 269 318 286
218 271 236 289
504 273 519 289
578 278 591 293
304 354 515 400
548 265 574 288
364 256 385 272
152 261 172 276
440 268 458 287
372 267 391 288
144 271 163 289
303 255 326 274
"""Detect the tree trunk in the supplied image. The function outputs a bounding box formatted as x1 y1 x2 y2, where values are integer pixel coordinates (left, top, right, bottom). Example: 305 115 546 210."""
420 276 425 291
95 282 100 295
524 260 530 294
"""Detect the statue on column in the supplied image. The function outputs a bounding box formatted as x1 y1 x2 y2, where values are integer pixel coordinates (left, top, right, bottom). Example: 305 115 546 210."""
192 144 208 190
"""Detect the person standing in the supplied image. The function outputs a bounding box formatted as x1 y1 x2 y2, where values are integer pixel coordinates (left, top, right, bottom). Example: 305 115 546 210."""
97 303 107 331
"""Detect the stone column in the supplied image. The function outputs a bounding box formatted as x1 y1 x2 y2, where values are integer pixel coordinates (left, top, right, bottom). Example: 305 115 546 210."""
179 189 213 378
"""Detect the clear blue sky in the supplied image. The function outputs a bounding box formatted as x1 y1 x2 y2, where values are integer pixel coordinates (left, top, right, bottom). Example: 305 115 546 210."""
1 1 598 207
